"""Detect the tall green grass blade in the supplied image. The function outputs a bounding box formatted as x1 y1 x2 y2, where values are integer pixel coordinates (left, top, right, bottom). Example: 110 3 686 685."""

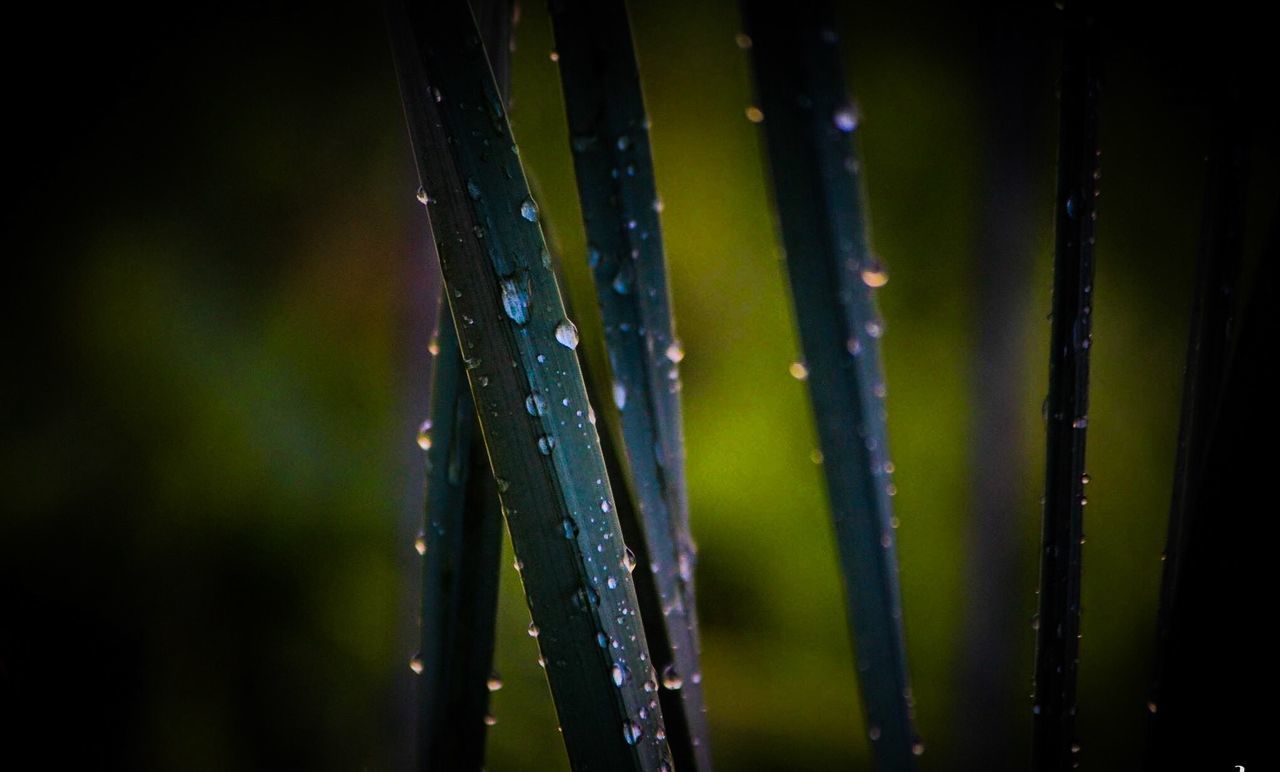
1143 106 1250 770
547 2 710 768
1031 2 1099 769
388 1 671 768
416 308 505 770
413 4 511 768
742 2 919 767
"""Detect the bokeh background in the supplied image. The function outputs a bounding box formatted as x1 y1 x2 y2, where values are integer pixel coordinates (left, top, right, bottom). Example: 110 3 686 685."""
4 1 1275 769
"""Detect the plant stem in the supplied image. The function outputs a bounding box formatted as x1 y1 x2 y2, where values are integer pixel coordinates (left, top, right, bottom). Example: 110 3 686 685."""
1143 99 1249 770
413 3 512 769
547 2 709 768
388 1 672 768
1031 1 1099 769
742 1 919 767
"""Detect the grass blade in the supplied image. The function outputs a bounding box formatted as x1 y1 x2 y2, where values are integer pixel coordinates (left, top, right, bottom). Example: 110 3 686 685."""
388 1 672 768
741 2 919 767
416 307 505 769
414 4 511 768
1030 2 1100 769
547 2 710 768
1144 105 1252 769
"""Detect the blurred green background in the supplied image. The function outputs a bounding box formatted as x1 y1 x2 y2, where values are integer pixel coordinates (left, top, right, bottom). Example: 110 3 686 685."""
3 0 1275 769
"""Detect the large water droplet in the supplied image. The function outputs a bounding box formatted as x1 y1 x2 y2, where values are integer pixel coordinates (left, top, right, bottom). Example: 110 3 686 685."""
665 340 685 363
861 258 889 287
409 656 424 674
520 198 539 222
416 419 433 450
789 361 809 380
538 435 556 455
745 106 764 123
416 186 430 205
661 664 683 690
622 718 644 745
622 547 637 573
555 319 580 349
414 534 427 555
487 674 504 691
611 660 631 687
833 104 860 132
501 277 529 325
527 622 540 638
526 392 547 416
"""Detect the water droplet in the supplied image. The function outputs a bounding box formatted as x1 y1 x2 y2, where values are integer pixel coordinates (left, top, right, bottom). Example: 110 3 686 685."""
495 477 510 493
527 622 540 638
833 104 860 132
416 420 433 450
607 575 618 589
1066 196 1078 219
612 660 631 687
613 382 627 410
597 632 609 648
861 258 889 287
735 32 753 48
622 718 644 745
1147 701 1158 714
414 534 427 555
501 277 529 325
1072 417 1088 429
809 449 824 464
868 726 881 741
428 336 441 356
912 742 925 756
601 500 611 513
487 674 503 691
866 319 884 338
526 392 547 416
549 50 560 62
555 319 580 349
1081 472 1091 485
484 714 498 726
538 435 557 455
612 268 632 295
466 180 482 200
416 186 430 205
745 105 764 123
520 198 539 222
847 336 863 355
562 517 578 539
409 656 424 674
789 361 809 380
665 339 685 363
622 548 637 573
661 664 683 690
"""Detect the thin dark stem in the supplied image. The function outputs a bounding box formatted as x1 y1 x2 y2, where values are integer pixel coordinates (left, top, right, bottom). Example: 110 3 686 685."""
1143 101 1249 770
743 1 919 768
1030 1 1100 769
414 3 512 769
547 2 709 768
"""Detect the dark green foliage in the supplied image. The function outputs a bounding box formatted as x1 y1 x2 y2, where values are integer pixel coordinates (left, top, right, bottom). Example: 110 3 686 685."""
414 4 511 768
1144 107 1268 769
547 1 709 768
1031 2 1099 769
416 306 504 770
388 0 671 768
741 1 918 767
